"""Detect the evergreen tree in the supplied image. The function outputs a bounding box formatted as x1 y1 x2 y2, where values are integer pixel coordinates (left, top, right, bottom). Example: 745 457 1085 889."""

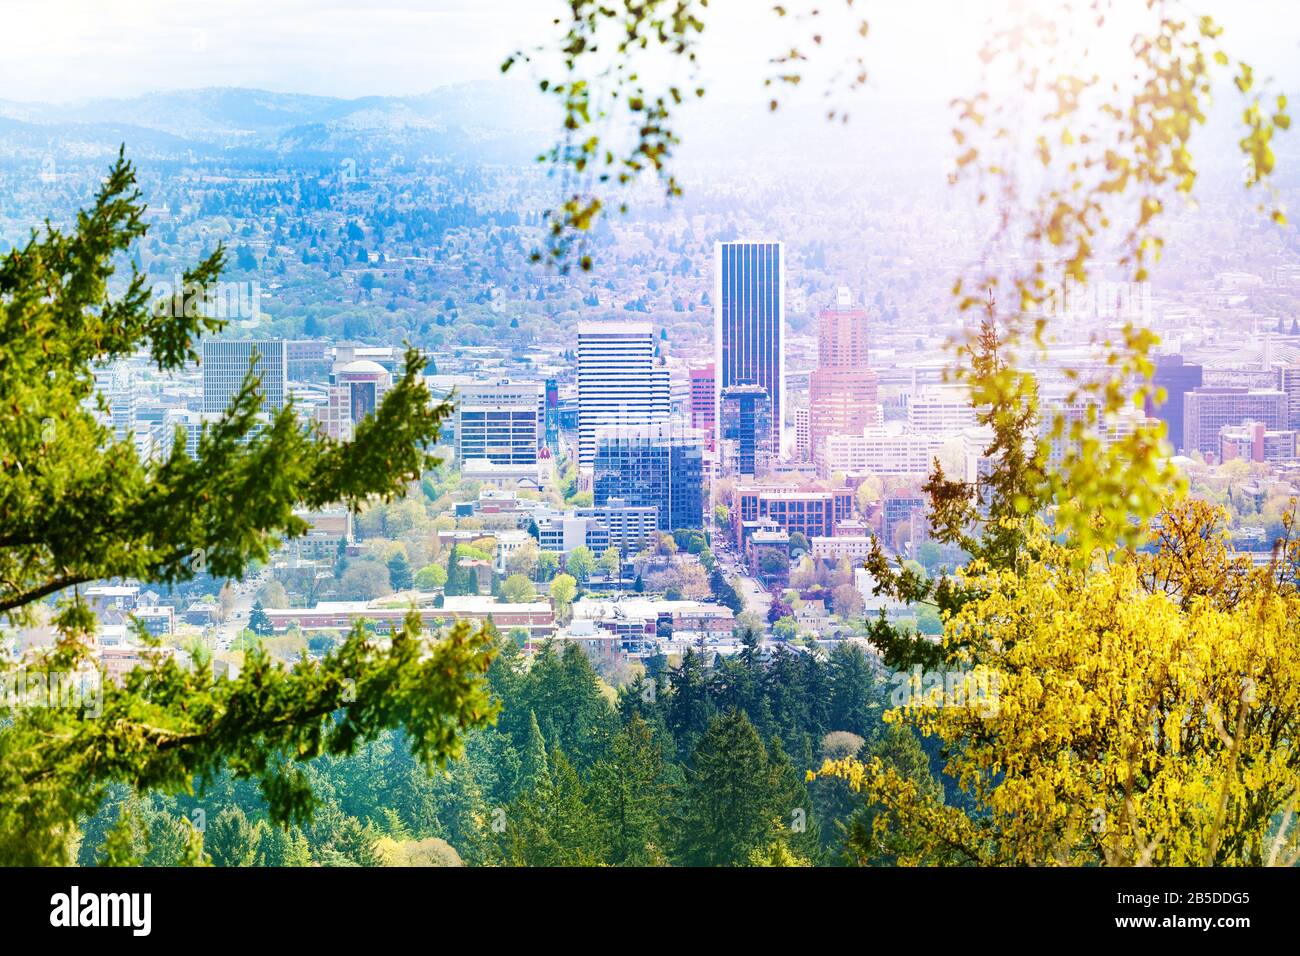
248 600 272 636
588 715 672 865
766 735 822 863
515 643 614 764
205 806 266 867
674 710 783 866
0 154 493 865
828 642 879 738
666 649 714 759
519 712 550 795
708 653 764 728
801 652 832 742
387 551 412 591
263 824 313 867
444 543 478 596
497 746 605 866
841 724 946 866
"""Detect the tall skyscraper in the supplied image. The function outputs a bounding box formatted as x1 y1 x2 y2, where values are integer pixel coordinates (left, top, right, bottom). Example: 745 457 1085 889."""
544 379 560 454
94 364 137 443
715 241 784 454
577 321 669 469
1147 354 1203 453
1280 364 1300 430
809 286 879 463
592 422 705 531
719 384 773 477
202 339 286 414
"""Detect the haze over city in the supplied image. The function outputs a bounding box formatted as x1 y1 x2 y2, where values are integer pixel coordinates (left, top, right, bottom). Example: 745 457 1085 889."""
3 0 1300 923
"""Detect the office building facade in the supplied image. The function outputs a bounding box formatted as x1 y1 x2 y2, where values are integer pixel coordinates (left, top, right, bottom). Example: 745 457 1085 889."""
577 321 669 469
719 384 774 478
689 363 716 447
1147 354 1204 453
715 241 784 453
592 423 705 531
1183 387 1287 458
318 359 393 441
733 486 854 547
1280 364 1300 431
809 287 880 461
455 380 544 466
202 339 286 414
575 499 660 558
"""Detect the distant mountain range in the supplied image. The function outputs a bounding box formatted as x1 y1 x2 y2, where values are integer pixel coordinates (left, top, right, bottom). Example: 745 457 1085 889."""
0 83 555 163
0 82 1289 185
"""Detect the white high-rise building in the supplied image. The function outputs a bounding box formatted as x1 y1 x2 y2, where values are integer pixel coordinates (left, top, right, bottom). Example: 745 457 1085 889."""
201 339 286 414
908 385 976 435
455 379 544 466
93 364 137 443
576 321 669 469
793 406 811 460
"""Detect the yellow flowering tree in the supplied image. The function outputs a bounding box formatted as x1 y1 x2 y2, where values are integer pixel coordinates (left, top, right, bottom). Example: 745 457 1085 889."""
818 500 1300 866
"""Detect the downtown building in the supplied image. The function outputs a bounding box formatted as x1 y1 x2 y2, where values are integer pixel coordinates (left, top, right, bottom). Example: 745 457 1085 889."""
1219 420 1298 465
317 359 393 441
201 339 287 414
822 427 945 476
592 422 705 532
454 379 544 466
536 499 660 559
809 286 880 465
719 384 775 478
688 363 717 448
1280 363 1300 430
793 407 811 460
715 241 784 455
733 485 854 549
92 364 138 443
882 494 928 550
908 385 977 434
1146 354 1204 453
1183 387 1288 459
577 321 669 470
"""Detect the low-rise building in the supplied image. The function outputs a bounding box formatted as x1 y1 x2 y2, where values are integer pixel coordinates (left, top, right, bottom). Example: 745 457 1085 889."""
811 535 876 564
264 595 555 638
131 605 175 637
85 584 141 614
1219 420 1298 464
569 597 735 656
286 508 352 561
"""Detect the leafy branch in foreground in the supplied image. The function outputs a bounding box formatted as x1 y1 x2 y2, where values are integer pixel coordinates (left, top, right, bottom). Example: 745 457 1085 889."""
503 0 710 272
0 151 496 865
2 614 497 867
1 152 445 615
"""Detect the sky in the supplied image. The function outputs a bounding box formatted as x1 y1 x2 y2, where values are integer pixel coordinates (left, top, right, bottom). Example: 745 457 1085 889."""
2 0 1297 108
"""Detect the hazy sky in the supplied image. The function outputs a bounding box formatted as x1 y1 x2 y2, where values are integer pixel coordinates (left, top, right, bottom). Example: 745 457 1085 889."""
2 0 1297 106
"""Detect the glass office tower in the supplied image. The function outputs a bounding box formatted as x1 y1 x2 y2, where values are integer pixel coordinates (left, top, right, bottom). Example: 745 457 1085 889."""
591 423 705 532
714 241 784 455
